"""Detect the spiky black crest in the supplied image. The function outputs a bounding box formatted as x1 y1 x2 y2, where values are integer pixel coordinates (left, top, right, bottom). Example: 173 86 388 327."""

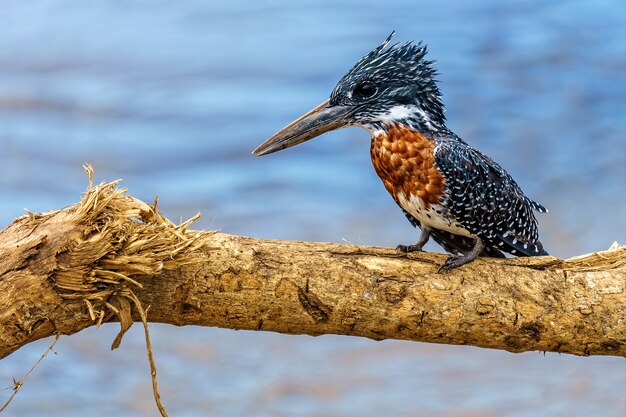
329 32 446 132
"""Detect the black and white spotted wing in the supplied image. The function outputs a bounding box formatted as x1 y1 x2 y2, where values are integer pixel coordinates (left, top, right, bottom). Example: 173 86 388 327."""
434 139 548 256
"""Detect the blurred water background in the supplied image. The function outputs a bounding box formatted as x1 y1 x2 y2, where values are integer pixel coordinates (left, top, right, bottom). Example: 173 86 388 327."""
0 1 624 416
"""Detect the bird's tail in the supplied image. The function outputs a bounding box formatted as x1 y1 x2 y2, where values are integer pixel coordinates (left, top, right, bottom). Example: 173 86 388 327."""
526 197 548 213
496 232 549 257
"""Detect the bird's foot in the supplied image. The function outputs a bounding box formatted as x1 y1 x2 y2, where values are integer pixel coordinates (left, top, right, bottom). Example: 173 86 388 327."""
437 254 473 273
396 243 424 253
438 237 485 272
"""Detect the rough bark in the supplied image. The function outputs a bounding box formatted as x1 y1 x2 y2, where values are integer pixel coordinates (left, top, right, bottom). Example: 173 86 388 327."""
0 173 624 360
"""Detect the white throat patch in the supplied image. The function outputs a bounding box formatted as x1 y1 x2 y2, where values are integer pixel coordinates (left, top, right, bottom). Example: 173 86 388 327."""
375 105 417 124
370 105 436 131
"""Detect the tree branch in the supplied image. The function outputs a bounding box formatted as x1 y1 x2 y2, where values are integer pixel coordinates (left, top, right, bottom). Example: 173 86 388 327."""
0 172 624 360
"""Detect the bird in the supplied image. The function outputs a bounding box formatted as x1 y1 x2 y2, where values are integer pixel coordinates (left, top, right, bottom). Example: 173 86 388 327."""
252 32 548 271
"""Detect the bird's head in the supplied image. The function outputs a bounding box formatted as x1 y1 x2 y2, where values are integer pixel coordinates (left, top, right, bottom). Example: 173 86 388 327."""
253 32 445 156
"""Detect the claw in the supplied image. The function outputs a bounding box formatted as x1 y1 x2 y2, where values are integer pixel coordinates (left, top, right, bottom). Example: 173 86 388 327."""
437 237 485 272
437 255 462 273
397 226 430 254
396 244 424 253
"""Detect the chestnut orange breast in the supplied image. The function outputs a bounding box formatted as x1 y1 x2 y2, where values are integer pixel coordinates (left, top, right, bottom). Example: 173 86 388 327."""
370 124 447 209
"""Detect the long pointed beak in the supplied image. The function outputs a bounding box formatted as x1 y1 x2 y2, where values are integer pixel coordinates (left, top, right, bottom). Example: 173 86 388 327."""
252 99 354 156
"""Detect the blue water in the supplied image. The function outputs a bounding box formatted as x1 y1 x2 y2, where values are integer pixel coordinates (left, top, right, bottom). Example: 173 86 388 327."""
0 1 624 416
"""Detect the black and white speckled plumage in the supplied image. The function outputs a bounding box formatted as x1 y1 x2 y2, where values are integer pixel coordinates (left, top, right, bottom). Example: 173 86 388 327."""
434 138 548 256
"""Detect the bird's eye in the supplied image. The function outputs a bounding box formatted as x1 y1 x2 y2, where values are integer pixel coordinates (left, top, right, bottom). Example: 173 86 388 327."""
354 82 377 98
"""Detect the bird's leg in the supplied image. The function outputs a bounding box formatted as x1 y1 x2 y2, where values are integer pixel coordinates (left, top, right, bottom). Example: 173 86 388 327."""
397 226 431 253
438 237 485 272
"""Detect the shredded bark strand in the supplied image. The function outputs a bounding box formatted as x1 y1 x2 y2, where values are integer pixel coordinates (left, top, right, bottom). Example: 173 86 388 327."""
0 334 60 412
